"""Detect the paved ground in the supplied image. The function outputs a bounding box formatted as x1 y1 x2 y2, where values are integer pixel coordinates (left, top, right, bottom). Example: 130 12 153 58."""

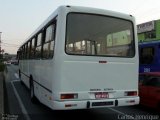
0 72 4 114
4 65 160 120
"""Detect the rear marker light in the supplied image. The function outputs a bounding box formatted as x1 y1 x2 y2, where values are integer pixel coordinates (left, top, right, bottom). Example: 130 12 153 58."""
126 100 135 103
65 104 77 107
61 94 78 99
124 91 137 96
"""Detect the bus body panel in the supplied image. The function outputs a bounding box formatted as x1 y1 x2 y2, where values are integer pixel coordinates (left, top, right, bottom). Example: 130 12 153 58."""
59 57 138 93
54 6 139 100
18 6 139 110
50 97 139 110
20 60 30 88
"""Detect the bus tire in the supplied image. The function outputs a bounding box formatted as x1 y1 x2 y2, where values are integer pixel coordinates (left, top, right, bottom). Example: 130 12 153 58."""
19 70 23 85
30 78 37 104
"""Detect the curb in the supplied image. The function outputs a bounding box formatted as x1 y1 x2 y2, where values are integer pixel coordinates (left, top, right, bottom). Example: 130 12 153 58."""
0 72 4 114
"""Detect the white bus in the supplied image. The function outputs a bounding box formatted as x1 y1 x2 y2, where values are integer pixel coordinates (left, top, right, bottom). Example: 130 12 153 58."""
17 6 139 110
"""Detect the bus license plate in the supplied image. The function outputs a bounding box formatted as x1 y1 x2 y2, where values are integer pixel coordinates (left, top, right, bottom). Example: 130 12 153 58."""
95 92 109 99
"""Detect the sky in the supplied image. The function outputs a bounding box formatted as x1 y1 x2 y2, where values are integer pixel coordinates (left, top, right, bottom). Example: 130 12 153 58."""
0 0 160 54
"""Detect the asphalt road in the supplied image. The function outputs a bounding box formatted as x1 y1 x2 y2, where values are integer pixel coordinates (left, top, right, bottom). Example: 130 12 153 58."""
3 65 160 120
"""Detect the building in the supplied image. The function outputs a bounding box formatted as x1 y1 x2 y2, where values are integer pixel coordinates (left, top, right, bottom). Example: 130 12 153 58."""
137 19 160 42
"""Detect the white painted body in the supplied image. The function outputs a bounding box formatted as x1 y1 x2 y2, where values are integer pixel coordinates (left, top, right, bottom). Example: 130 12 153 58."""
19 6 139 110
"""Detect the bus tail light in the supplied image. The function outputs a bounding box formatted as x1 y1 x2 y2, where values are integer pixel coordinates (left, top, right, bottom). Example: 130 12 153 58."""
61 93 78 99
124 91 137 96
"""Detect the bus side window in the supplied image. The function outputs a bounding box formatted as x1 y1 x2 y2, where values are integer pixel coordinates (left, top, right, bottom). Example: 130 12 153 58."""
25 43 28 59
27 42 30 59
28 40 32 59
42 21 56 59
30 38 35 59
21 46 24 60
35 33 42 59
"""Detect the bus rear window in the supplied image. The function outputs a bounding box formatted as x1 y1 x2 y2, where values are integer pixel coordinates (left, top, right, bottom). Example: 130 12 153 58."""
65 13 135 57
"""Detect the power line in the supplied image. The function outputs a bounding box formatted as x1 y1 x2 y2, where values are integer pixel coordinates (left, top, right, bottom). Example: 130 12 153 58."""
1 42 20 47
2 45 19 48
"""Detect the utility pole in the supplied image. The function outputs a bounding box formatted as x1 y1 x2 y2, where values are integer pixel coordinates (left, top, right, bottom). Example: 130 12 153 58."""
0 32 2 59
0 32 2 54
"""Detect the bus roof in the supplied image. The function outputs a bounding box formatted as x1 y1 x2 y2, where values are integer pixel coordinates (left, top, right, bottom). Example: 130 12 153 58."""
19 5 135 49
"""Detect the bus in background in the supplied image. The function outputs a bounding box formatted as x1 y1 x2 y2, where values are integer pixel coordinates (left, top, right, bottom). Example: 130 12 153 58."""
139 41 160 73
17 6 139 110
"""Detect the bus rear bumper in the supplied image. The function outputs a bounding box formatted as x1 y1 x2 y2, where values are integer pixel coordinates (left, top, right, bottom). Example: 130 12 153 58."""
51 97 139 110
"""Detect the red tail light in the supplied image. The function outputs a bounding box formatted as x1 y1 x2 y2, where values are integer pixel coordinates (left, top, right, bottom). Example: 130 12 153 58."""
61 94 78 99
125 91 137 96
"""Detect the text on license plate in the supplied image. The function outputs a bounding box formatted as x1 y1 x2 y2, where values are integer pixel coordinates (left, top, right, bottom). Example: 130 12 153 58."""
95 92 109 99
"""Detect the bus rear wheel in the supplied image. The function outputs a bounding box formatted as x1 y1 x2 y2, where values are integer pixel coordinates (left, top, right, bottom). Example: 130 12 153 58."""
30 80 37 103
